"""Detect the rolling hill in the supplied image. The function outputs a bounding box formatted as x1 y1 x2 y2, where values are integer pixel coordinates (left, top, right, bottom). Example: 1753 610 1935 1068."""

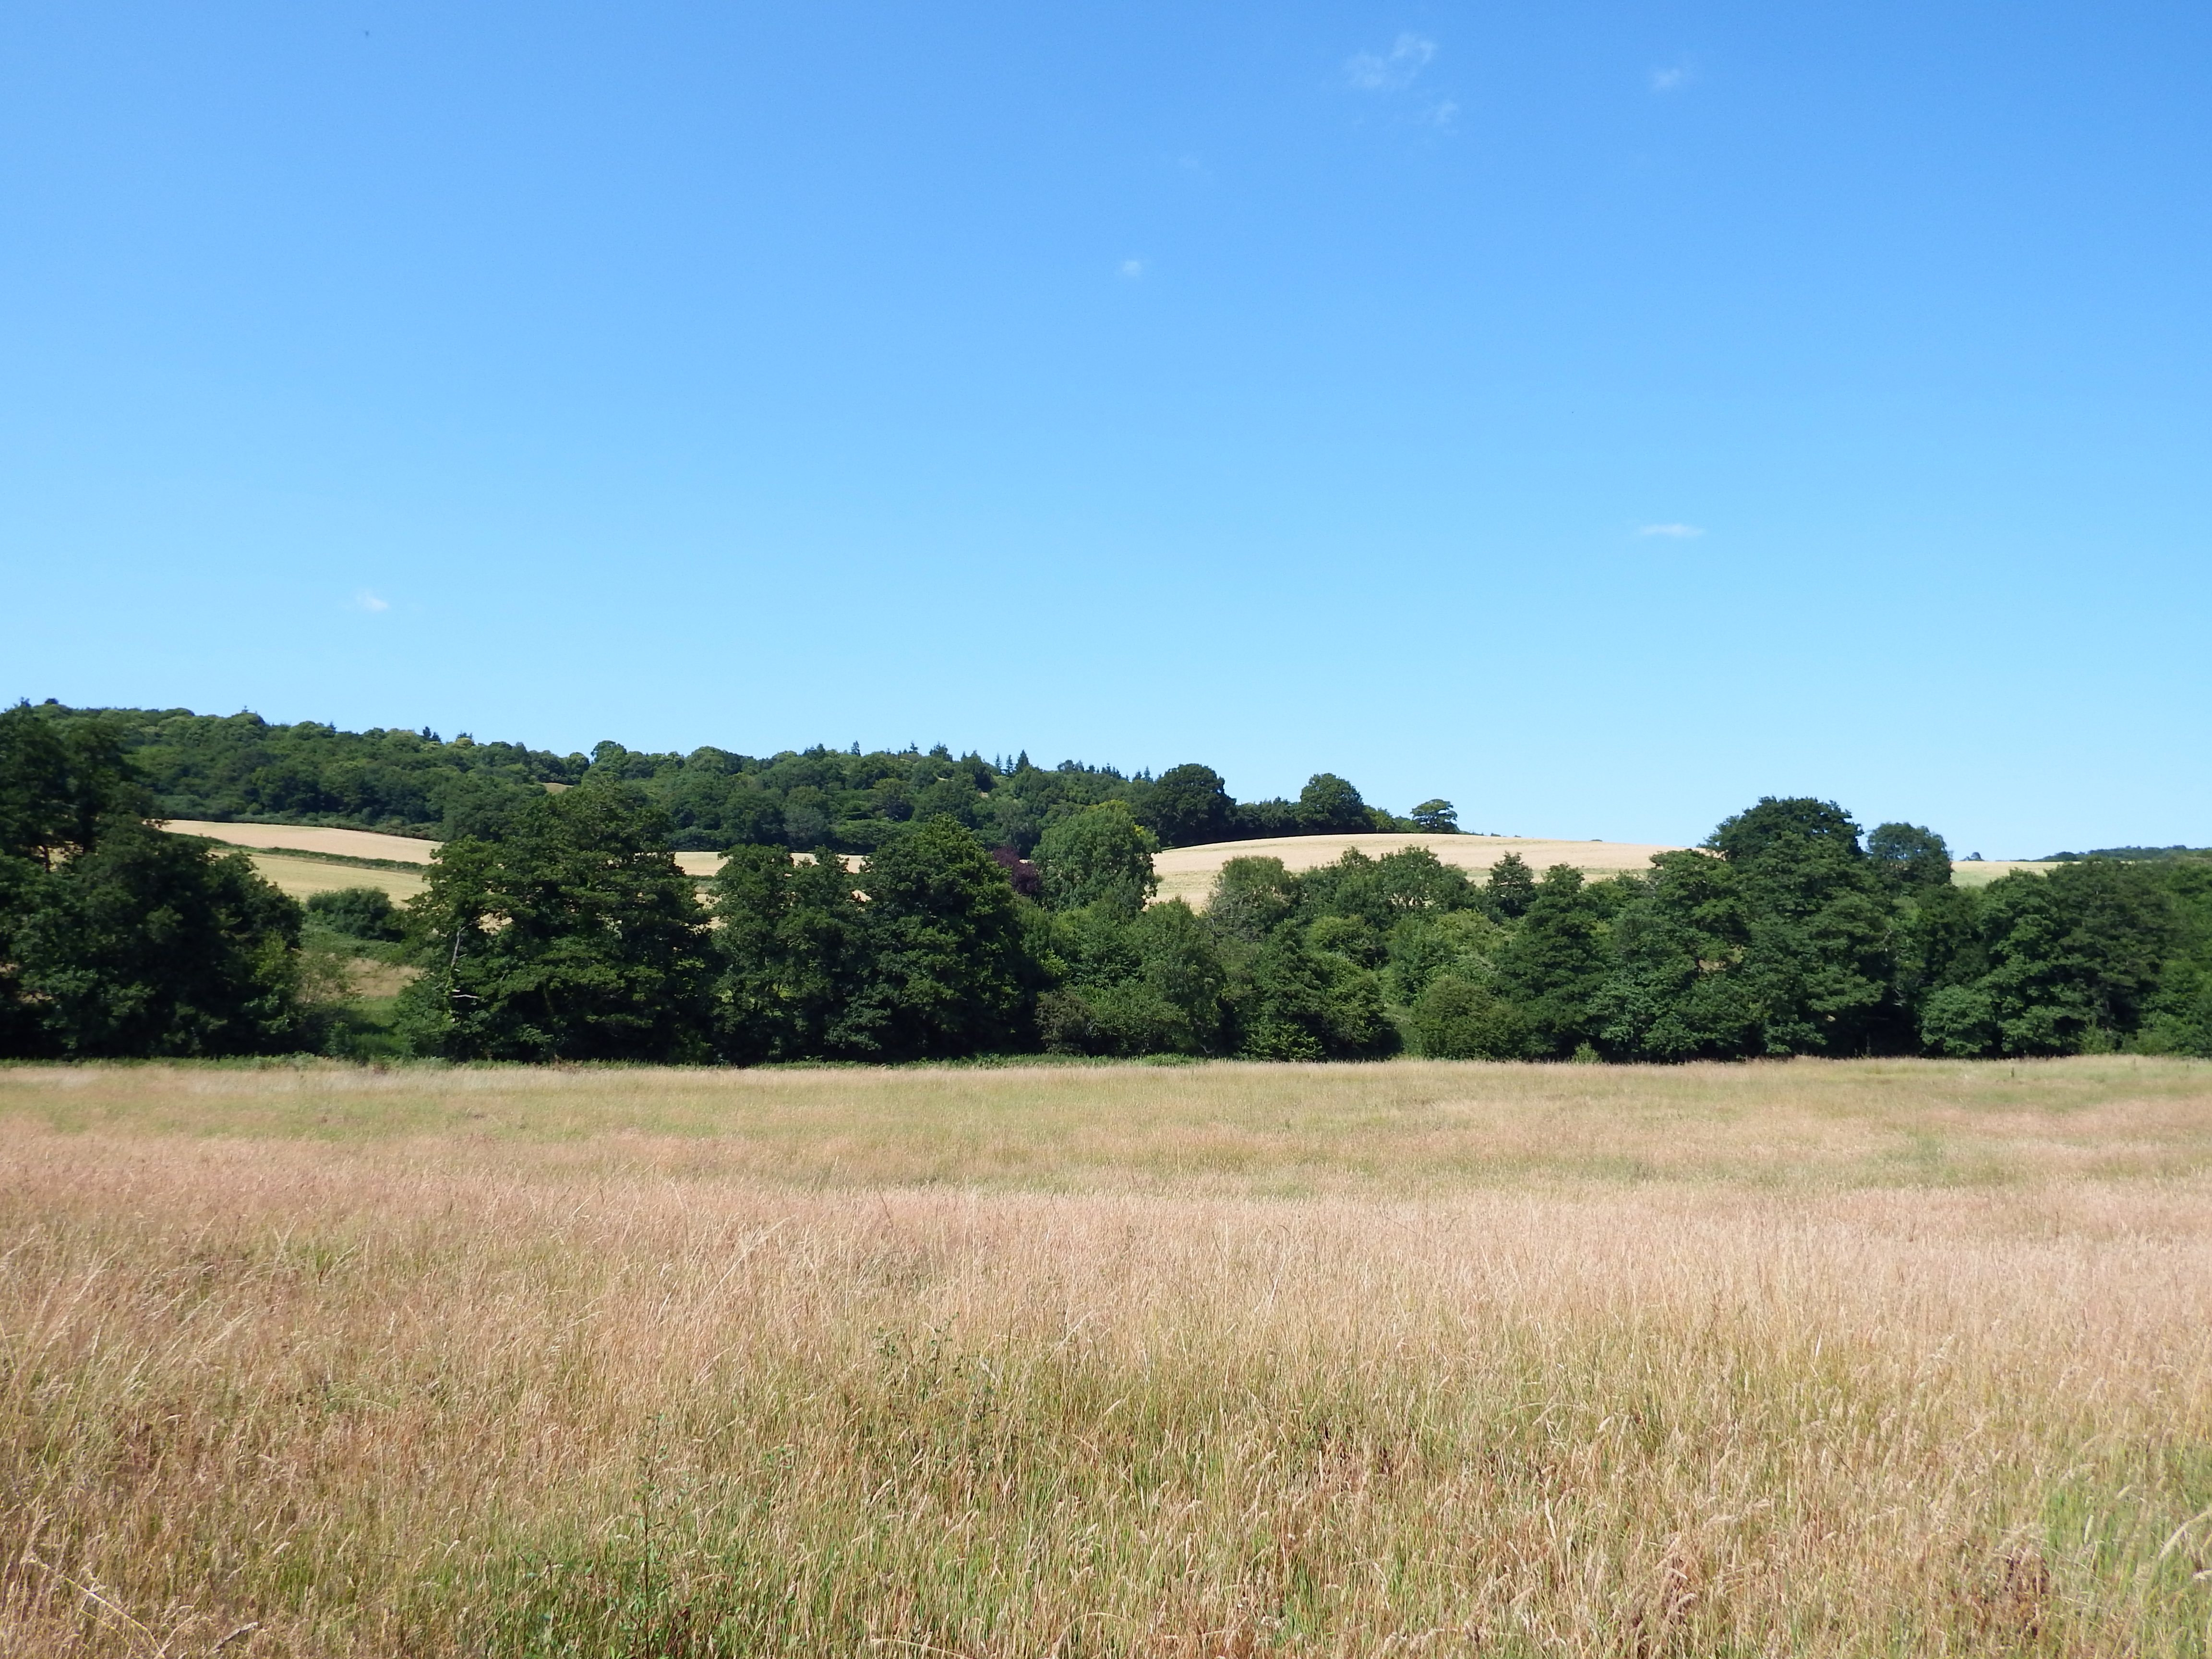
157 819 2061 906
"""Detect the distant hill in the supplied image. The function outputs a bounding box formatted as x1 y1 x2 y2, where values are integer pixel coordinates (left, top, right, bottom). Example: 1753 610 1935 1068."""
161 818 2093 905
29 700 1456 855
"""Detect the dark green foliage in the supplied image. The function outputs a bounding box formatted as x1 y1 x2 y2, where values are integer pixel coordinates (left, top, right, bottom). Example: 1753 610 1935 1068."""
1482 853 1538 921
707 846 874 1062
1492 867 1613 1056
1033 803 1159 916
306 886 405 942
1382 909 1505 1005
1295 846 1475 936
830 818 1036 1060
1038 901 1228 1057
1408 798 1458 833
1231 796 1300 839
0 703 308 1058
1965 862 2176 1054
394 786 711 1062
2045 845 2212 863
1893 880 1987 1012
1408 974 1531 1058
1707 799 1895 1056
21 704 579 841
1708 796 1864 864
0 702 151 867
1206 856 1300 944
1296 773 1371 835
24 702 1466 858
2137 864 2212 1056
0 826 307 1058
1868 822 1953 890
1232 931 1395 1060
1142 764 1236 848
1591 851 1755 1060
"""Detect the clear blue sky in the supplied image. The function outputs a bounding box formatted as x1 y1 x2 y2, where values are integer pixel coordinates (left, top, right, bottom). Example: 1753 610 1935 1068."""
3 1 2206 856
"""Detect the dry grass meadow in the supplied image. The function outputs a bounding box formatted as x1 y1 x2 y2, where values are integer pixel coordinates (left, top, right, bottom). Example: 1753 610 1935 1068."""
4 1057 2211 1657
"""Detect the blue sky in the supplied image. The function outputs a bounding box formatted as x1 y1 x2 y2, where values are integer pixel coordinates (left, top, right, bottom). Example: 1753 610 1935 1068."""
3 1 2206 855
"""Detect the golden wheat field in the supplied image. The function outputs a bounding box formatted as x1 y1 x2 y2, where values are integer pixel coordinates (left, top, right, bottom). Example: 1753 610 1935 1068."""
4 1058 2211 1657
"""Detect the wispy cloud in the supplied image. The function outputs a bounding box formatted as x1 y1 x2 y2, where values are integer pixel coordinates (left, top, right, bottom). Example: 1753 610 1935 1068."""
1346 33 1435 93
1118 258 1145 280
1636 523 1704 539
352 588 391 612
1649 63 1691 93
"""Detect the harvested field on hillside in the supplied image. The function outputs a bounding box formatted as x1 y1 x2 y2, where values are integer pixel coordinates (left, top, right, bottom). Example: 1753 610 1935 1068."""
1149 833 1680 907
157 820 2064 908
240 851 427 902
4 1057 2210 1656
160 820 441 864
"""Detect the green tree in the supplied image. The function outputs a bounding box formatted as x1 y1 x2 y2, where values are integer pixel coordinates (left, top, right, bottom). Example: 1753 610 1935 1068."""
1867 822 1953 891
1298 846 1474 935
1233 932 1394 1060
1482 853 1538 920
0 703 149 868
1492 866 1612 1056
1967 862 2176 1054
706 846 873 1062
2136 863 2212 1056
1590 851 1755 1059
1296 773 1370 834
1383 908 1506 1005
1 826 307 1058
1142 763 1235 848
306 886 405 942
0 705 306 1058
395 785 710 1061
1206 856 1299 944
1408 798 1458 833
1408 974 1532 1058
1038 900 1228 1057
1033 802 1158 916
833 817 1035 1060
1707 797 1896 1055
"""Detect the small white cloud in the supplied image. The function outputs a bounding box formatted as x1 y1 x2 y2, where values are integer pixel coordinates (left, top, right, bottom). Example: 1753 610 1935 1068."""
1118 258 1145 280
352 588 391 612
1425 97 1460 132
1635 523 1704 539
1346 33 1436 92
1649 63 1690 92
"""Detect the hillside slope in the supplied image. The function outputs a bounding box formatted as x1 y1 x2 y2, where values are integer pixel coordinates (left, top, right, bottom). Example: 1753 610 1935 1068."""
157 820 2060 906
1149 833 1682 907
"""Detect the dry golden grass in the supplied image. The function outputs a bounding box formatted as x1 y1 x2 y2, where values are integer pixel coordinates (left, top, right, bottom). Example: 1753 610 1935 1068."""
159 823 440 865
4 1058 2211 1657
237 854 427 904
1147 836 1683 909
1950 861 2066 889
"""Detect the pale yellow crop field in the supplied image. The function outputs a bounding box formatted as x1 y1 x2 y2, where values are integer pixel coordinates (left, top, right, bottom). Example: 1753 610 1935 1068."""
1150 832 1682 907
160 819 441 863
159 820 2068 908
235 851 428 902
1951 859 2066 887
3 1057 2210 1657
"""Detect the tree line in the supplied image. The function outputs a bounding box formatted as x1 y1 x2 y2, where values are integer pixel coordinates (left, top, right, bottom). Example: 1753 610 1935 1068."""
20 700 1458 851
6 702 2206 1063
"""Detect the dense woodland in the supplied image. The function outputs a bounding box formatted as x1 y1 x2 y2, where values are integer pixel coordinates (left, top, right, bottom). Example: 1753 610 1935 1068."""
2 700 2208 1064
21 700 1457 850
